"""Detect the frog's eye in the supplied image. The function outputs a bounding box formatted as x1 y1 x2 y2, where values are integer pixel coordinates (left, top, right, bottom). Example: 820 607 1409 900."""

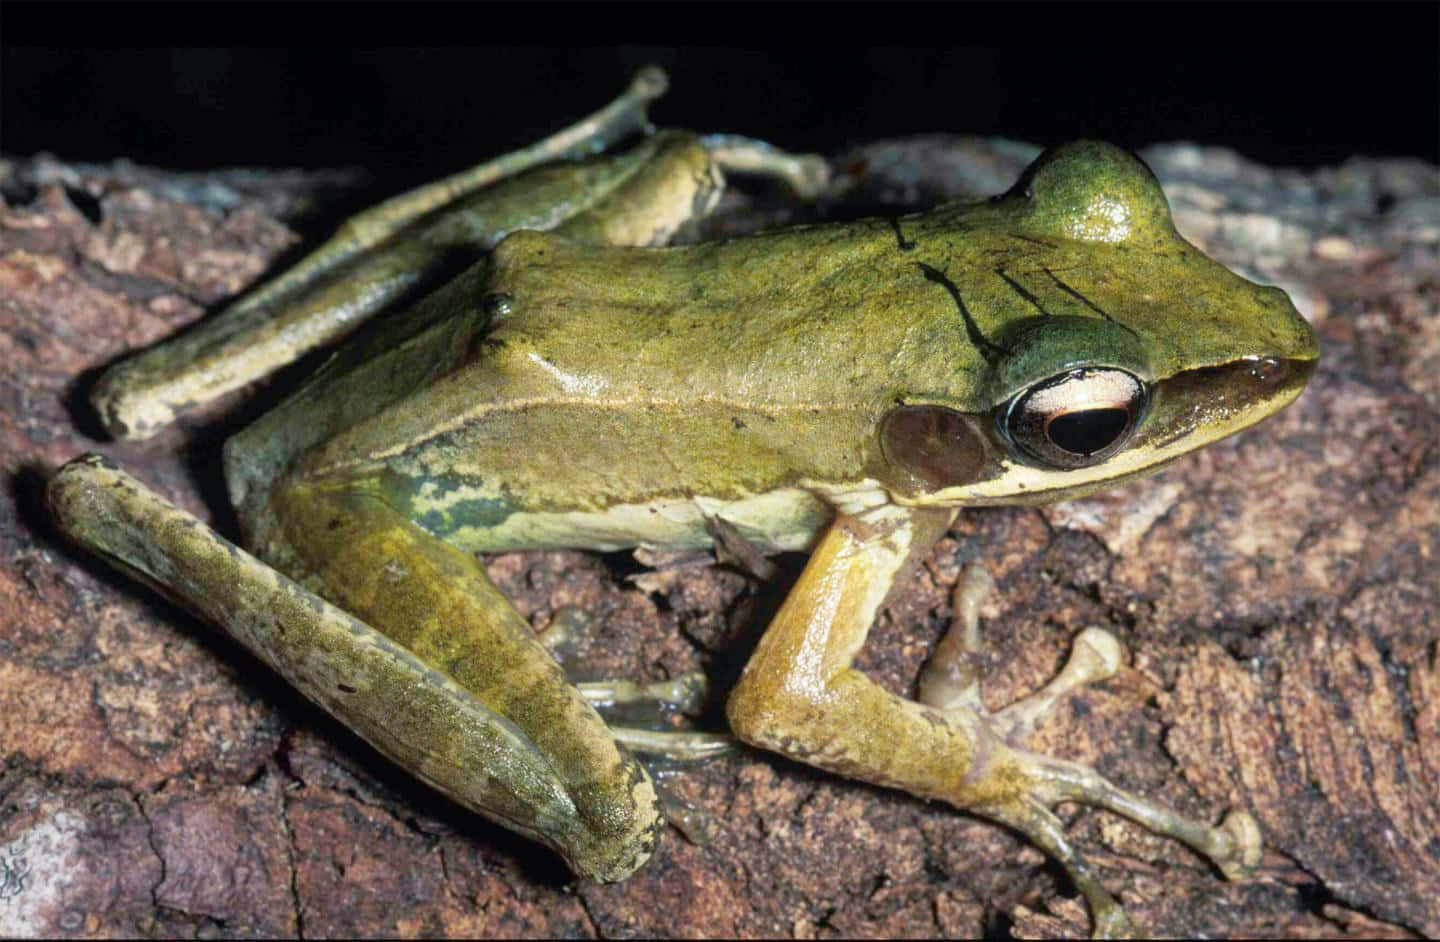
1001 368 1147 469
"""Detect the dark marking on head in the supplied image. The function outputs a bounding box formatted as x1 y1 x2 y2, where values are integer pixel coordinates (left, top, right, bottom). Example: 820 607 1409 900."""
1041 267 1140 339
1141 355 1315 450
1009 233 1057 249
916 262 1006 364
889 218 916 252
995 268 1051 316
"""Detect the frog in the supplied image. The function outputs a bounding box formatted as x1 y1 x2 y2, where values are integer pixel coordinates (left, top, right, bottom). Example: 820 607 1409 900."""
46 66 1317 937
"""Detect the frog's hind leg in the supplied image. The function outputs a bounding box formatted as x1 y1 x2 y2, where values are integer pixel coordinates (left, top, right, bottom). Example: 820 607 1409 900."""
534 605 732 843
49 455 664 883
93 67 670 441
539 608 734 762
698 134 831 198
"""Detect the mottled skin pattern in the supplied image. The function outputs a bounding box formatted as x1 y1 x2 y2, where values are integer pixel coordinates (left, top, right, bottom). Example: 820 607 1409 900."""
49 70 1316 935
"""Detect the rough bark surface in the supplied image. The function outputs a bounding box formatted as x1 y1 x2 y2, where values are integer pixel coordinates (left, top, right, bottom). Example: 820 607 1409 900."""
0 137 1435 939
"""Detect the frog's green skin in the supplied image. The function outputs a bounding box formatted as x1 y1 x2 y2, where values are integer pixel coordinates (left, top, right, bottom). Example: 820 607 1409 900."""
49 69 1316 938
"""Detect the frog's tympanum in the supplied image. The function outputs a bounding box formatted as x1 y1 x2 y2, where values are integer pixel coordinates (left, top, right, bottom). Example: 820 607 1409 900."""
49 68 1316 936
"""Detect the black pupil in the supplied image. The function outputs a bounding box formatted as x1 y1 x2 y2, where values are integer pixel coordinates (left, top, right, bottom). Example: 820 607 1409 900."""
1046 408 1130 455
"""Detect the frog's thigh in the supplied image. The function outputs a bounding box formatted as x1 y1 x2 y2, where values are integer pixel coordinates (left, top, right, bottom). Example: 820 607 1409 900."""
273 480 663 880
92 67 684 441
725 508 1259 938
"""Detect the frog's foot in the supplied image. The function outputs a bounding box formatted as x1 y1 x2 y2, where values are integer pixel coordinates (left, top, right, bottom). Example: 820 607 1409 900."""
540 607 734 761
917 561 994 713
993 627 1124 746
728 514 1262 938
923 564 1261 935
975 747 1261 938
921 562 1125 746
581 671 735 761
699 133 831 198
650 766 724 845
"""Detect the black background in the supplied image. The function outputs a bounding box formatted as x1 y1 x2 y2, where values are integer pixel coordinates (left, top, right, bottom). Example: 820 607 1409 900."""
2 2 1436 196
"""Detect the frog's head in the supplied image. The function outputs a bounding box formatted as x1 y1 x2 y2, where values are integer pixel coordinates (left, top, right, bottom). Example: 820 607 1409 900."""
884 141 1318 506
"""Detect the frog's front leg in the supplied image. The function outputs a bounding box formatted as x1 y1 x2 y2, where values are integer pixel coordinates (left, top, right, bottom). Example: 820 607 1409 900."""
726 506 1261 938
49 456 663 883
920 561 1128 745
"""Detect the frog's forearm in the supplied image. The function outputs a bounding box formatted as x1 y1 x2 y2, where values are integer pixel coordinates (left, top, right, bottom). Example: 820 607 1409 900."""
725 507 1141 930
726 505 989 796
728 505 1261 938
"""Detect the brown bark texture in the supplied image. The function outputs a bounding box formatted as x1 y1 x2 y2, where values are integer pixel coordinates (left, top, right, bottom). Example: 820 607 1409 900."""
0 138 1436 939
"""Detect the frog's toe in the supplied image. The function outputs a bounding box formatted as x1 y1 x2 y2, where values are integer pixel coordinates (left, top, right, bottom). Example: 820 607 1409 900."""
537 605 595 668
1215 809 1263 880
540 608 727 762
998 747 1264 889
962 718 1260 935
1090 904 1137 940
1072 626 1125 677
542 610 710 715
980 792 1136 939
572 671 732 761
698 133 832 198
921 567 1128 745
610 726 735 760
918 561 994 710
577 671 709 713
993 626 1126 746
651 768 724 845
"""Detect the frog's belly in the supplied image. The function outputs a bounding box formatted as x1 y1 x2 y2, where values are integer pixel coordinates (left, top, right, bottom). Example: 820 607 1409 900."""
427 486 832 554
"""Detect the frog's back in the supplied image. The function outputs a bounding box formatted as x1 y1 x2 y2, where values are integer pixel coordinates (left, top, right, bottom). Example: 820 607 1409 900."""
226 221 979 554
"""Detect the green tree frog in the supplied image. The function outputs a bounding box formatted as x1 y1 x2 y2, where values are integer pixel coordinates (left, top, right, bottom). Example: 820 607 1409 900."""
47 67 1317 936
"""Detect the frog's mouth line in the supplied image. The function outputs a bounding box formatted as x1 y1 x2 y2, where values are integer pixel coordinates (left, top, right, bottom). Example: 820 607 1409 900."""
913 354 1317 507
